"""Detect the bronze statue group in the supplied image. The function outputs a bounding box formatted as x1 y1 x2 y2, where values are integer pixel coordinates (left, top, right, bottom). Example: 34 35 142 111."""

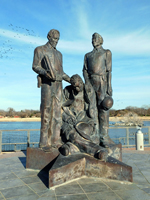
32 29 115 160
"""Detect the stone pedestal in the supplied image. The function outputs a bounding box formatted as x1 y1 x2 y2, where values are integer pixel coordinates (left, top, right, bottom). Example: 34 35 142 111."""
26 144 132 189
26 147 59 170
49 153 132 188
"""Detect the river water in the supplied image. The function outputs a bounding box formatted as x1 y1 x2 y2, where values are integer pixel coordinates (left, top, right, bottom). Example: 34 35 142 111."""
0 121 150 151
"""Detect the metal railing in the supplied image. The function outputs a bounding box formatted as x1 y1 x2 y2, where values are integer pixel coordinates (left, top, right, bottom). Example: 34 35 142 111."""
109 126 150 148
0 126 150 153
0 129 40 153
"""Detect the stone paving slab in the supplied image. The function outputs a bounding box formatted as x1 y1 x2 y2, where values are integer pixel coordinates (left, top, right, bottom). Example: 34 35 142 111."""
0 149 150 199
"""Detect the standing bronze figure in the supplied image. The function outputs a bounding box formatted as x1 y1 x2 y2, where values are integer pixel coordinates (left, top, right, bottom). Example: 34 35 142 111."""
83 33 114 147
32 29 70 150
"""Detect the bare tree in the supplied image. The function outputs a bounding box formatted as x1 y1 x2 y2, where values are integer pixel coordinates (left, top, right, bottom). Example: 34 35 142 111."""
7 107 15 117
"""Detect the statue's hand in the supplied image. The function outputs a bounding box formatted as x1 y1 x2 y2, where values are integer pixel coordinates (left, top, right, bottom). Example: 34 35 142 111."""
45 72 54 80
68 117 76 125
107 87 112 96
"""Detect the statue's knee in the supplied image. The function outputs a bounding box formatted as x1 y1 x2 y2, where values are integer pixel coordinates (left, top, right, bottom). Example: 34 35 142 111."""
69 130 77 142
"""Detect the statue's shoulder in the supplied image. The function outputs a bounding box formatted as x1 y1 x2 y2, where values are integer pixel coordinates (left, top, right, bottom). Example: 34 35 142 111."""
85 50 93 58
105 49 112 58
105 49 112 55
34 44 46 53
56 49 62 55
101 48 112 58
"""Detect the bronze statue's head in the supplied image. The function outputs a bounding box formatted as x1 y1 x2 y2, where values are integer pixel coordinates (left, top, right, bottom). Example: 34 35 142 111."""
70 74 84 92
47 29 60 48
92 33 103 48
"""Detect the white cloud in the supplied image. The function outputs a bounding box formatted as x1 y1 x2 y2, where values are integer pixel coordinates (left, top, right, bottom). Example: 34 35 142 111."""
61 29 150 55
1 28 150 56
58 40 92 53
104 29 150 55
70 0 91 39
0 28 46 45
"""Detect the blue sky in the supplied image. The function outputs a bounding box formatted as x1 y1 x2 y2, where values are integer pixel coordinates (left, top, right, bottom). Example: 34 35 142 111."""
0 0 150 111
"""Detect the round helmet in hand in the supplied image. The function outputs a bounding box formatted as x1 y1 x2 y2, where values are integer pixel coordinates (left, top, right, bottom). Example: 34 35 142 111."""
101 96 113 110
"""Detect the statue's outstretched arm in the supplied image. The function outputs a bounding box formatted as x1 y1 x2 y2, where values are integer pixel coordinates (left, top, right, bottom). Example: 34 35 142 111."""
106 50 112 96
62 73 70 83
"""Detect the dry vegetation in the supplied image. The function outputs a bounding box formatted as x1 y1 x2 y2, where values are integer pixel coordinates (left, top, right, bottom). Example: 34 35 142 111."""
0 106 150 123
113 112 143 126
0 108 41 118
109 106 150 117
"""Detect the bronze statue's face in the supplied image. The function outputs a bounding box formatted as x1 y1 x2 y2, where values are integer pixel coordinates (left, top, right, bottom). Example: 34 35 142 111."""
72 80 83 93
49 32 59 48
92 34 100 48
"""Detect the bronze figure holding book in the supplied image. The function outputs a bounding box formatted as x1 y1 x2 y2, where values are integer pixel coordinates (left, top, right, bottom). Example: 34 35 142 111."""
32 29 70 150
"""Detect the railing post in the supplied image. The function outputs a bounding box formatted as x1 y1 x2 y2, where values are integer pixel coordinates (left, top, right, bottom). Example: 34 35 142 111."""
14 144 16 151
0 131 2 153
126 128 129 148
27 130 30 147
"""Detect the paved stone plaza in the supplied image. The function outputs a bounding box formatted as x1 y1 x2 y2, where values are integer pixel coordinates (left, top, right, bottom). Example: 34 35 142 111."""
0 149 150 200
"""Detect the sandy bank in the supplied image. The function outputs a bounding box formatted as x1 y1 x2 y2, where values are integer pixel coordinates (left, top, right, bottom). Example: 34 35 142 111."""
109 116 150 121
0 117 41 122
0 116 150 122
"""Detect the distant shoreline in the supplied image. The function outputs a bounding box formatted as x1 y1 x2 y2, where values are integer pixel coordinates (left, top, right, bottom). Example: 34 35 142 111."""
0 116 150 122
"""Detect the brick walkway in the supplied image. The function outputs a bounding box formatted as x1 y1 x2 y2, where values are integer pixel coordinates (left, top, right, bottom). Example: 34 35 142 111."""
0 149 150 200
